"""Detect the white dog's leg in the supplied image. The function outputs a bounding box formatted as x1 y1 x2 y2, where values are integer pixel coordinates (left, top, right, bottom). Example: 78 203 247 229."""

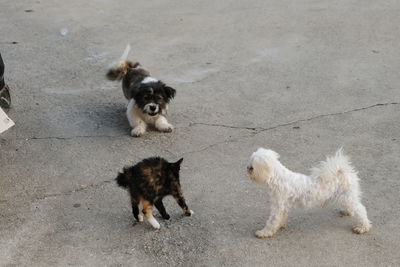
348 201 371 234
279 210 288 229
126 99 136 128
256 204 287 238
127 100 147 137
155 115 173 133
340 189 371 234
131 119 147 137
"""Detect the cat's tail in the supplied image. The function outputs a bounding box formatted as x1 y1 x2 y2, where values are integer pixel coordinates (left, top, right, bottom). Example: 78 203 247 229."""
115 167 131 188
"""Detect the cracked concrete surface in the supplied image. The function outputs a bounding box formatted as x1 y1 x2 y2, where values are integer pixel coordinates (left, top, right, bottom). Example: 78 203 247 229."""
192 102 400 132
1 0 400 266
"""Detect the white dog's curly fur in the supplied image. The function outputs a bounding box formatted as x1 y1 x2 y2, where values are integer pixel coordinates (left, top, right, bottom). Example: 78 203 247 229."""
247 148 371 238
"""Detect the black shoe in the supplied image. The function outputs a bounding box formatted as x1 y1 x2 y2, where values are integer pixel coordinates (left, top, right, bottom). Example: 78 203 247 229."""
0 84 11 109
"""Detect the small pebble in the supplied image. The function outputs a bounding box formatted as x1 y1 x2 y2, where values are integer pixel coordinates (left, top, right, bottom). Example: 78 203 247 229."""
60 28 68 36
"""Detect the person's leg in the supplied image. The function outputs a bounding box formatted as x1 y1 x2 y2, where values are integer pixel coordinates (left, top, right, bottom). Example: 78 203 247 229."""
0 53 11 109
0 53 4 89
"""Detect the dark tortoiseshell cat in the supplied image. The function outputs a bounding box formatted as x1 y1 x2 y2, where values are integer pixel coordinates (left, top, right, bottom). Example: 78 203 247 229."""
116 157 193 229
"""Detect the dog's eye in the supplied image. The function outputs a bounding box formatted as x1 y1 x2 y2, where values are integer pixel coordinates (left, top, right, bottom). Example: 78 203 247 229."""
155 95 162 100
247 166 253 171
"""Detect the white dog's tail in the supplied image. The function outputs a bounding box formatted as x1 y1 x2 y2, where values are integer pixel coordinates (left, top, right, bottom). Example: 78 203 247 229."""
311 148 359 186
106 44 139 81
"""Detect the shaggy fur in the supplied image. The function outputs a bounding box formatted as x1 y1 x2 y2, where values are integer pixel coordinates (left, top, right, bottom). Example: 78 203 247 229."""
116 157 193 229
247 148 371 238
106 45 176 137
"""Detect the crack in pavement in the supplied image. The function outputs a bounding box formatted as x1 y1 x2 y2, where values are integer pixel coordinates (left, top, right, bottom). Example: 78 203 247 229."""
182 102 400 156
191 102 399 133
18 134 128 141
189 123 258 131
182 139 233 156
257 102 399 133
3 102 397 142
35 179 114 201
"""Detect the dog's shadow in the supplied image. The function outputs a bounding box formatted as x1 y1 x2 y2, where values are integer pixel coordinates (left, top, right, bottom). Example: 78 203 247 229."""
73 102 130 136
243 210 354 240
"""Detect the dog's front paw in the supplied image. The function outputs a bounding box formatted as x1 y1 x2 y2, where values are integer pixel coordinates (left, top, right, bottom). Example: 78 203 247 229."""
159 124 174 133
131 127 145 137
352 224 371 234
255 229 274 238
162 214 170 220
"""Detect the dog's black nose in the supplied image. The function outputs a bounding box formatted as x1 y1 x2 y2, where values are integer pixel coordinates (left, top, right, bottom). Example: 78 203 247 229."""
150 105 156 111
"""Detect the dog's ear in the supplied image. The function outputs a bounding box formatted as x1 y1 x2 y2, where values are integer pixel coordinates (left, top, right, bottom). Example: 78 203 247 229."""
164 86 176 100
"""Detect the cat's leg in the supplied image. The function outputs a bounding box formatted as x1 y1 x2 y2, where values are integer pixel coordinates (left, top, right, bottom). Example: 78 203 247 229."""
130 195 143 223
141 199 160 229
172 190 193 216
154 198 170 220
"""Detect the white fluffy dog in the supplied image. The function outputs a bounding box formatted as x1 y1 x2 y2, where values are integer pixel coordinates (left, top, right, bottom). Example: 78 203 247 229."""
247 148 371 238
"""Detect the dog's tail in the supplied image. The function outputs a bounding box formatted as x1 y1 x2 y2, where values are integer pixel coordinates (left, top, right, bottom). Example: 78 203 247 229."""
115 167 131 188
311 148 359 186
106 44 139 81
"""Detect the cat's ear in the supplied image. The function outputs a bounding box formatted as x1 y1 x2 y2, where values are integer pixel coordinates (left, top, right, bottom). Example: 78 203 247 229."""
171 158 183 170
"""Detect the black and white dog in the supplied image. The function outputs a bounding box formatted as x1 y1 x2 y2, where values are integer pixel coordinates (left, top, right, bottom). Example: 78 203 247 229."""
106 45 176 137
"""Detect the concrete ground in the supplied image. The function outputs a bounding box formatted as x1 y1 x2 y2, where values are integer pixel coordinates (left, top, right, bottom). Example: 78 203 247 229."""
1 0 399 266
